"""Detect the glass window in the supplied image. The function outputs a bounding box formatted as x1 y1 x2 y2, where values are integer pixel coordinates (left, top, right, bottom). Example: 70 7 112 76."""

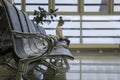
69 38 80 44
82 15 120 44
114 0 120 12
26 5 48 11
13 0 120 44
83 22 120 28
83 15 120 20
13 0 21 3
15 5 21 10
83 38 120 44
26 0 48 3
84 6 107 12
114 0 120 3
84 0 108 12
55 0 78 12
13 0 21 10
114 6 120 12
55 6 77 12
26 0 48 11
83 30 120 36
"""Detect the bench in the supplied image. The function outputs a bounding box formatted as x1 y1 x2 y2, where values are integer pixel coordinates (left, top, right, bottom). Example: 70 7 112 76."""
0 0 74 79
36 25 74 60
1 0 59 79
36 25 74 72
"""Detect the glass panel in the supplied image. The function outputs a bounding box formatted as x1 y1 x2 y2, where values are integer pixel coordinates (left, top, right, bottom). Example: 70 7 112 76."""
55 0 78 12
84 6 107 12
45 30 80 36
83 22 120 28
63 30 80 36
26 5 48 11
84 0 108 12
55 6 77 12
114 0 120 3
51 15 80 21
42 22 58 28
25 0 48 11
114 6 120 12
43 15 80 27
43 22 80 28
83 30 120 36
26 0 48 3
15 5 21 10
83 38 120 44
63 22 80 28
69 38 80 43
114 0 120 12
14 0 21 3
83 15 120 20
84 0 102 4
57 15 80 20
55 0 77 4
82 15 120 44
14 0 21 10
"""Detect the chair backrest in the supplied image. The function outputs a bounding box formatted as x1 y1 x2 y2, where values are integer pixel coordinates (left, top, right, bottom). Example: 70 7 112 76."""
23 12 52 55
2 0 22 32
0 1 12 51
14 8 29 33
15 7 37 56
23 12 37 34
1 0 31 58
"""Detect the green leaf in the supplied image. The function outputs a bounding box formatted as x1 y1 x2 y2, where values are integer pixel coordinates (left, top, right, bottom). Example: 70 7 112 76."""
55 8 59 12
33 7 58 25
33 10 38 15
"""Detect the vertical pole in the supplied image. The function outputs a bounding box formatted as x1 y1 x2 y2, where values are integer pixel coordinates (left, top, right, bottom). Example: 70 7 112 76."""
80 0 84 44
7 0 12 3
21 0 26 11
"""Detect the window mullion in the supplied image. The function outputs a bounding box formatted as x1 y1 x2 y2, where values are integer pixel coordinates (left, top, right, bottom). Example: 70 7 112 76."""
21 0 26 11
49 0 54 12
7 0 12 3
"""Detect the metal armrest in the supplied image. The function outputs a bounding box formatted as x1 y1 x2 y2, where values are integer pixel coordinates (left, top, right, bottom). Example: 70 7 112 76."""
56 41 67 47
12 30 48 39
12 30 37 38
46 35 58 46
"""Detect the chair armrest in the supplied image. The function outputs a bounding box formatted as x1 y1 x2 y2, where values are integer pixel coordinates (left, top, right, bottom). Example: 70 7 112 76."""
12 30 37 38
12 30 48 39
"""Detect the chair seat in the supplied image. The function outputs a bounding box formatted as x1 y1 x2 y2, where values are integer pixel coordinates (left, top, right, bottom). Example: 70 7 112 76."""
49 47 74 60
56 41 67 46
